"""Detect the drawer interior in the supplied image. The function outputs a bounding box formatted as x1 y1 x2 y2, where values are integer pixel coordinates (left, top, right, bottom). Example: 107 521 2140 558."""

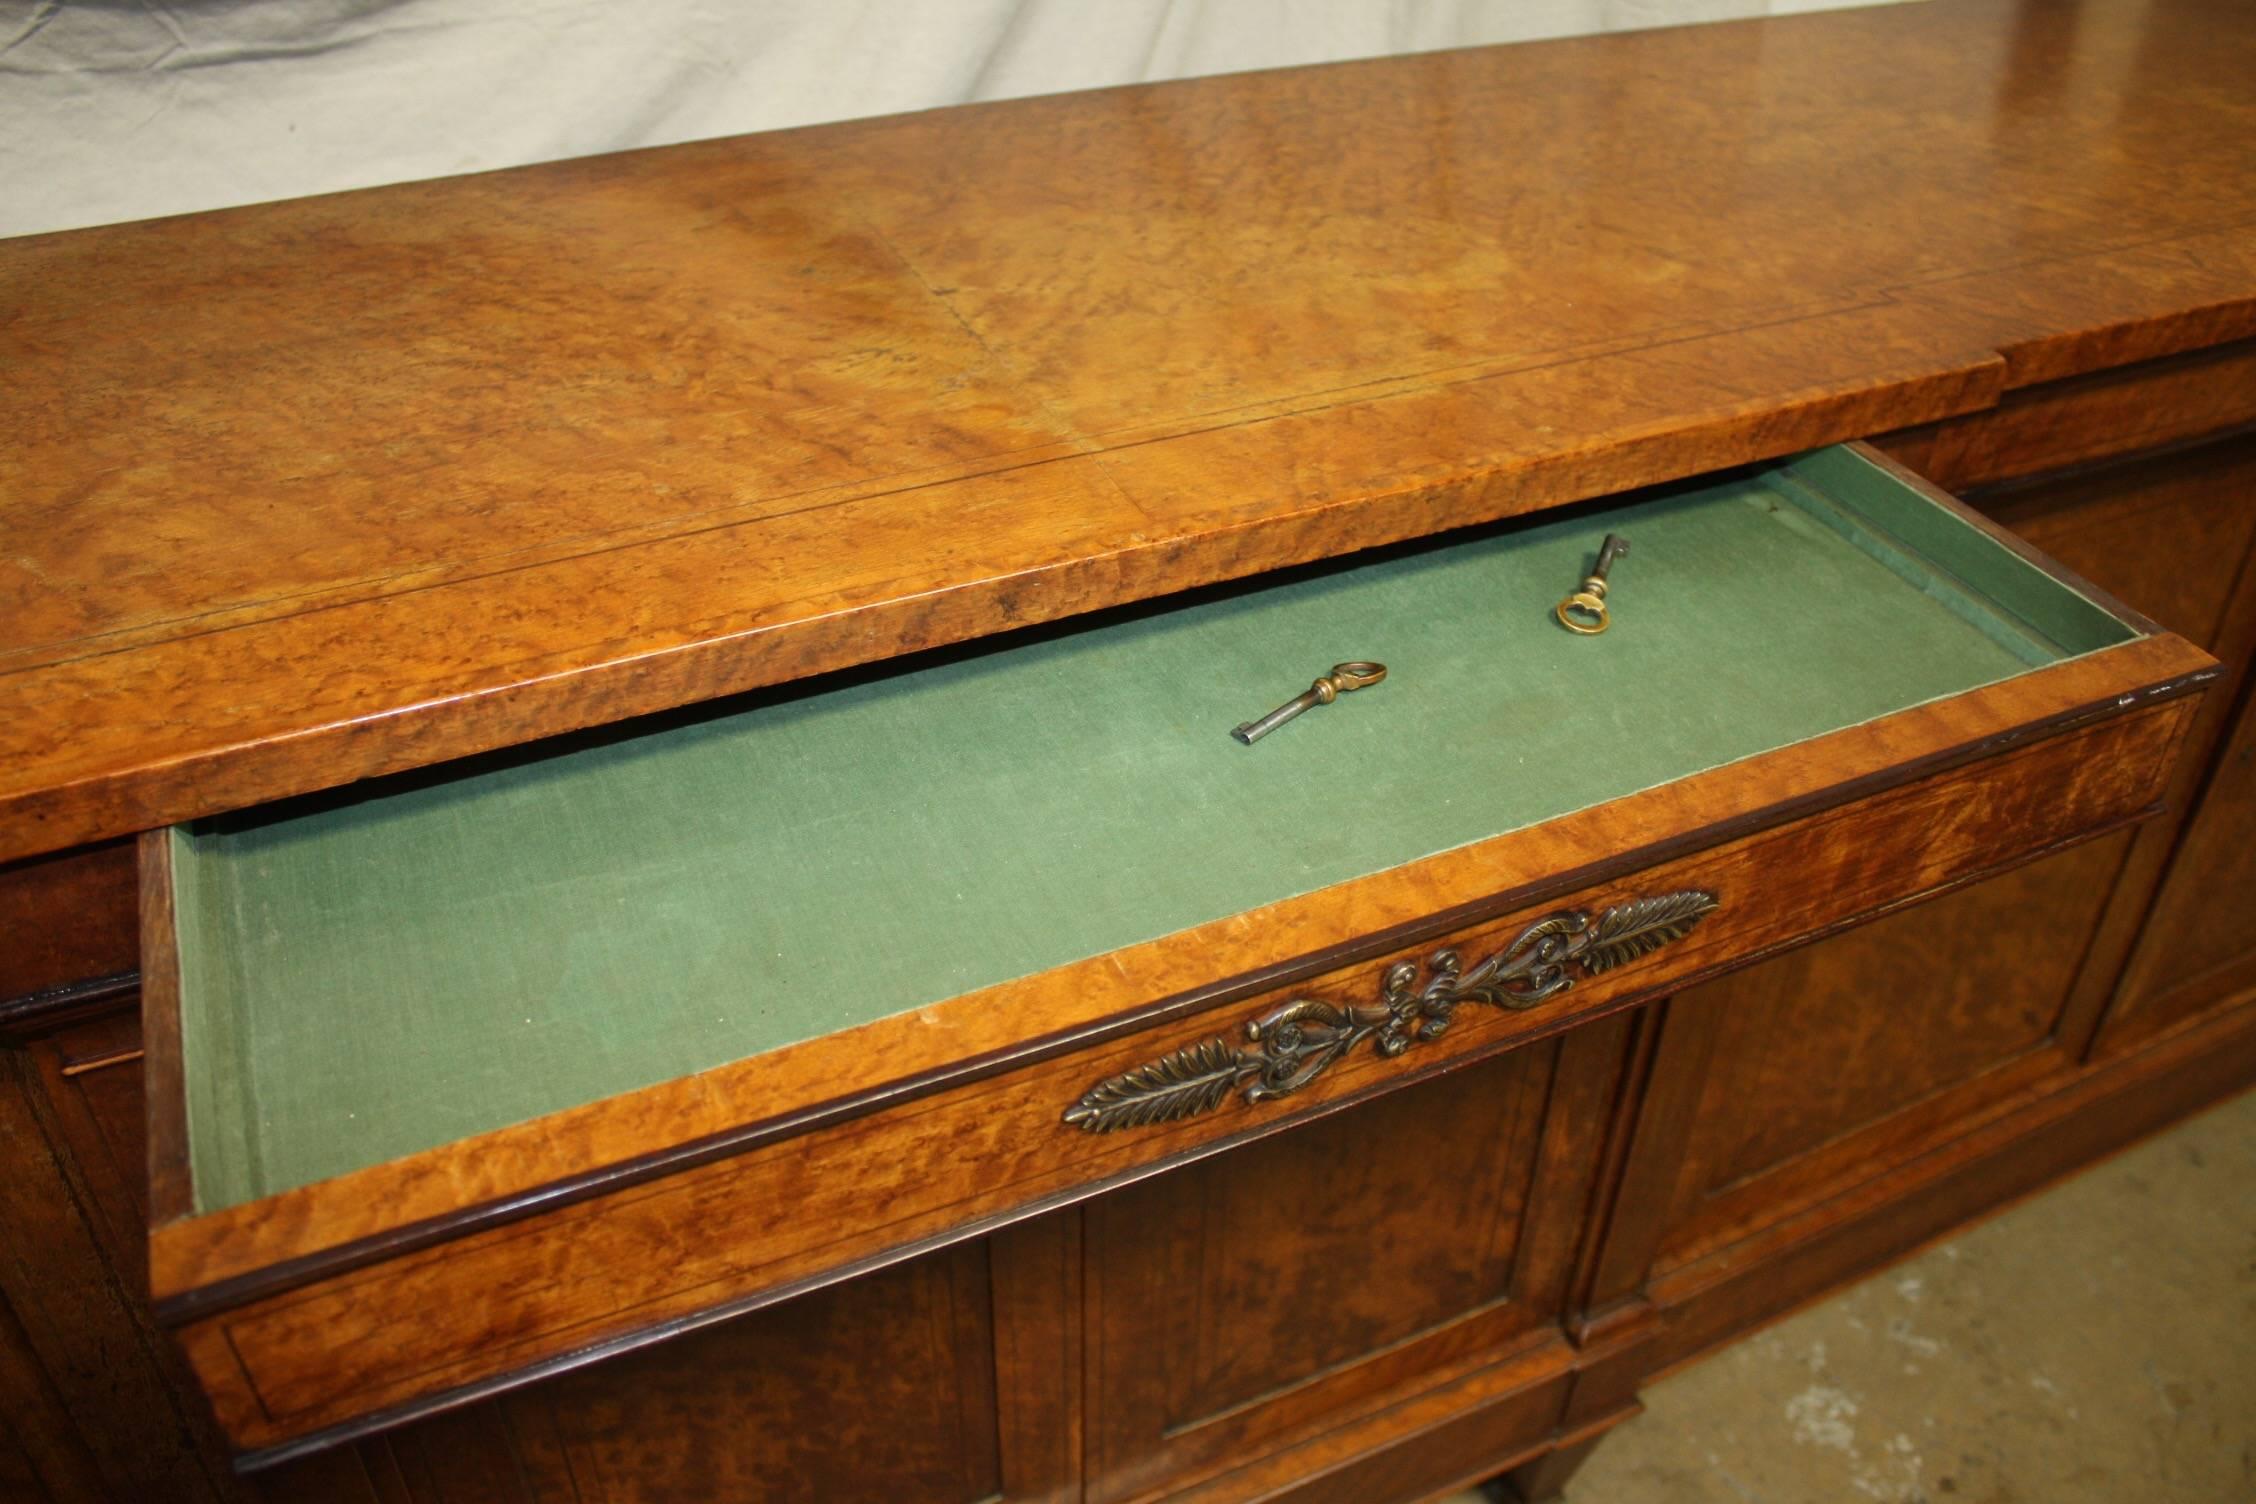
164 446 2137 1214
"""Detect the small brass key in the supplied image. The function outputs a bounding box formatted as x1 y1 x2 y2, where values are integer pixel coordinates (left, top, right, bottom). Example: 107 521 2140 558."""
1556 533 1630 635
1232 662 1388 745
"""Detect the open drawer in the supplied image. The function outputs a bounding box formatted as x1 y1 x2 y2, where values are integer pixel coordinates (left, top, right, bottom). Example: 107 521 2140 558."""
140 444 2213 1463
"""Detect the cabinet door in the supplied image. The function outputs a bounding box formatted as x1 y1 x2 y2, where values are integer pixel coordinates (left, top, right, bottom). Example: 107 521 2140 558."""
1638 432 2256 1283
2102 678 2256 1049
2029 433 2256 1055
17 1012 150 1285
0 1041 230 1504
1082 1021 1631 1504
257 1240 1016 1504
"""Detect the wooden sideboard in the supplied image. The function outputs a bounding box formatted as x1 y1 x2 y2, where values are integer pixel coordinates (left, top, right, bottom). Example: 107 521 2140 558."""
4 1 2255 1500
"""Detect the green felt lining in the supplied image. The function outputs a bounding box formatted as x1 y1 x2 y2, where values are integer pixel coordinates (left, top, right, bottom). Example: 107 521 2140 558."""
172 448 2136 1213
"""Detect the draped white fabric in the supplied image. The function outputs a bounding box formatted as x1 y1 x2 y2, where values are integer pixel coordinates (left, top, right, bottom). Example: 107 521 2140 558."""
1 0 1894 239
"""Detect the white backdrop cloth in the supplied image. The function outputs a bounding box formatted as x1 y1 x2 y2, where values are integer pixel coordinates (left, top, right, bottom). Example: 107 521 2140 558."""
2 0 1888 240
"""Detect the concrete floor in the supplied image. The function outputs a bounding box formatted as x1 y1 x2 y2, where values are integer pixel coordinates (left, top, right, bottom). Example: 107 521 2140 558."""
1444 1086 2256 1504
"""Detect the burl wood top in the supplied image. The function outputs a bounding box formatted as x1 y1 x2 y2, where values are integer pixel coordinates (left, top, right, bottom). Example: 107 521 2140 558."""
4 0 2254 861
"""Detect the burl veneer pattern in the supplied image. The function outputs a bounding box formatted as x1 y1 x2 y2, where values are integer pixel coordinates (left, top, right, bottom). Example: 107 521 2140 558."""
5 0 2256 861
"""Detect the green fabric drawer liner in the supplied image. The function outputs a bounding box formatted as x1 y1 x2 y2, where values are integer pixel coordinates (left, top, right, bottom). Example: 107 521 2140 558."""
171 446 2132 1212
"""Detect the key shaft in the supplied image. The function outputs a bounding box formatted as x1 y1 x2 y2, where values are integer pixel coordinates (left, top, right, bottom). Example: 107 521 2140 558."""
1232 661 1387 745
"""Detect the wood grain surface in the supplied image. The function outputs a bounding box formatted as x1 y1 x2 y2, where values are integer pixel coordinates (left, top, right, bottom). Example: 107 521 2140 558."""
1081 1027 1624 1504
0 1057 229 1503
1642 990 2256 1380
2107 674 2256 1044
1585 421 2256 1404
250 1242 1008 1504
1982 433 2256 1061
4 0 2255 862
1879 339 2256 492
0 842 136 1010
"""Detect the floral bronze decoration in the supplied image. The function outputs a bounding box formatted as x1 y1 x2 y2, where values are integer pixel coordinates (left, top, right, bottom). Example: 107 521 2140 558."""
1063 889 1720 1134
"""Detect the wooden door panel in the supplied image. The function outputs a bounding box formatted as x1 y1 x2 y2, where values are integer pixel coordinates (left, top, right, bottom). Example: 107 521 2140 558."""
1648 431 2256 1273
257 1243 1004 1504
1085 1020 1630 1504
0 1050 230 1504
1656 838 2117 1260
0 1285 107 1504
19 1012 151 1284
513 1245 997 1504
0 840 138 1004
1989 433 2256 1058
2106 682 2256 1045
1149 1044 1548 1427
2009 433 2256 1053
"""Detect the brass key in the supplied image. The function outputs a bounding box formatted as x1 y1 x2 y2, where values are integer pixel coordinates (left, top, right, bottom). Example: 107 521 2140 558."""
1556 533 1630 635
1232 662 1388 745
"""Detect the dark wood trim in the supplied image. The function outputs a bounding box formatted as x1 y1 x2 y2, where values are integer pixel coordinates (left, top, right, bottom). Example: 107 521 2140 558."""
1565 1007 1666 1323
988 1213 1084 1504
1575 993 1725 1324
139 831 195 1228
1959 419 2256 507
0 1055 235 1504
0 973 139 1044
2066 508 2256 1060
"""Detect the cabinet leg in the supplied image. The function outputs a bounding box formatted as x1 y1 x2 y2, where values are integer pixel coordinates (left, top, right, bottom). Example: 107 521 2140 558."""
1490 1434 1602 1503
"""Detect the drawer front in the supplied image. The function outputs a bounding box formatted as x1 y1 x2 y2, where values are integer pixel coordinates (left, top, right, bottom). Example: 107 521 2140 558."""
160 693 2193 1457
